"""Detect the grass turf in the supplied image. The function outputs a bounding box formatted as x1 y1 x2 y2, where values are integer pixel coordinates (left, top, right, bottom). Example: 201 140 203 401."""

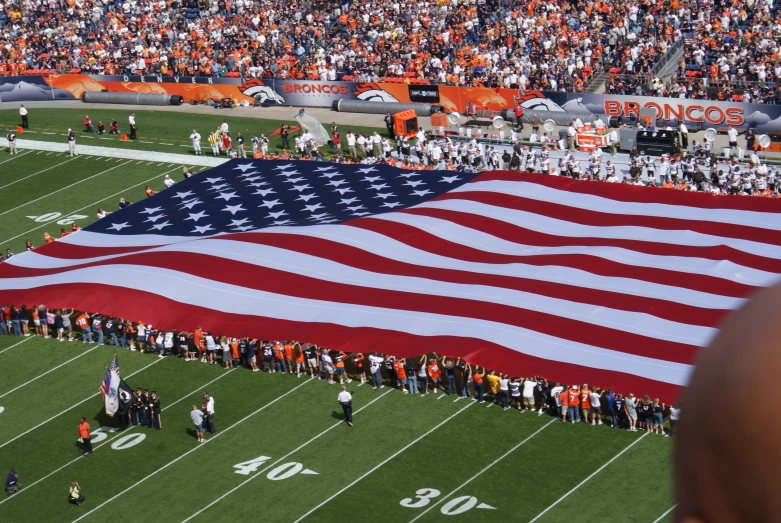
0 125 675 523
0 108 385 157
0 337 675 523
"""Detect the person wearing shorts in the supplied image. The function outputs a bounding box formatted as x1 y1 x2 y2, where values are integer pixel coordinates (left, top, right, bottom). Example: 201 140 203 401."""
262 341 274 372
321 348 336 384
303 343 317 377
247 339 259 372
353 353 366 384
19 305 29 336
54 310 65 341
190 405 205 442
60 311 72 342
625 393 638 432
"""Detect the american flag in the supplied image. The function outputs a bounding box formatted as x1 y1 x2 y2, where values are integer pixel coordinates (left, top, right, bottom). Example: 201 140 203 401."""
2 159 780 400
99 355 119 396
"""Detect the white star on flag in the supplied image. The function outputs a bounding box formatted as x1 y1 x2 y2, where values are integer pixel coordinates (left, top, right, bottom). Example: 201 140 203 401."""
381 202 402 208
440 175 462 184
149 221 172 231
192 224 215 234
179 198 202 210
267 210 288 219
107 222 131 231
139 207 164 214
216 191 239 201
297 194 318 202
260 199 282 209
233 164 256 172
356 167 377 174
144 214 166 223
185 211 209 222
203 177 224 184
229 218 251 227
412 189 434 197
304 203 324 212
172 191 195 199
222 204 246 215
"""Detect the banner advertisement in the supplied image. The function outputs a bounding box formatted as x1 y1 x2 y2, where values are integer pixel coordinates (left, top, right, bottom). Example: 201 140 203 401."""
2 74 780 132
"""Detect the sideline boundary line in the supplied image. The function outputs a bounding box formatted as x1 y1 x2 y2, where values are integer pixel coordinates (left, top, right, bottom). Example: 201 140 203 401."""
527 432 651 523
292 401 476 523
0 336 34 355
0 345 99 399
652 504 677 523
70 378 313 522
409 419 557 522
180 388 394 523
0 358 162 450
0 368 239 505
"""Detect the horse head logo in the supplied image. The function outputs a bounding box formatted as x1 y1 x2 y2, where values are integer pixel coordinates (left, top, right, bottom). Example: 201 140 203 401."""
353 83 399 102
240 79 286 105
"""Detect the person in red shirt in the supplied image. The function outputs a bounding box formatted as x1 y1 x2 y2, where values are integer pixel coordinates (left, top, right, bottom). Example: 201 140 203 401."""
43 232 55 243
580 385 592 424
71 223 81 231
353 353 366 384
394 358 408 393
59 228 70 238
560 384 570 422
144 186 155 197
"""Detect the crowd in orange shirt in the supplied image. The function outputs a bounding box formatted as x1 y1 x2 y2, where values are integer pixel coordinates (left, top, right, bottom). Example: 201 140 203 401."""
0 0 688 93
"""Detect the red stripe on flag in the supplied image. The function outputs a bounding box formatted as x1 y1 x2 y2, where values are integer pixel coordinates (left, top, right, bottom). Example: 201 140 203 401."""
0 283 687 401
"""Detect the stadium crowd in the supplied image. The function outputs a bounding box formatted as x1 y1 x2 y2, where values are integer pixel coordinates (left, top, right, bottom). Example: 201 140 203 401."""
0 306 680 435
0 0 687 94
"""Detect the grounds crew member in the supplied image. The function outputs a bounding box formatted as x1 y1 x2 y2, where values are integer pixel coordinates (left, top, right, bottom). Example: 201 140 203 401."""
6 130 16 155
5 468 20 496
338 385 353 427
19 104 28 128
128 112 137 139
67 128 76 156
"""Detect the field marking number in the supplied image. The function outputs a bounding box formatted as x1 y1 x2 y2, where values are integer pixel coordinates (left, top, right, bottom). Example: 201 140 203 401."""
26 212 88 224
400 489 495 515
0 406 4 414
233 455 318 479
80 428 146 450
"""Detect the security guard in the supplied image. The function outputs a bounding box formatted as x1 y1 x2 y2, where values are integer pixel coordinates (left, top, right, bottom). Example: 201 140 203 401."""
337 385 353 427
6 130 16 155
149 391 161 430
67 128 76 156
130 387 143 425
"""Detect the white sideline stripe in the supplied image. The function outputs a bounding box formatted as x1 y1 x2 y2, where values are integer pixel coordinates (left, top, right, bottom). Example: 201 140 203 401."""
0 358 162 450
0 160 132 218
0 138 225 167
180 388 393 523
292 401 476 523
41 132 56 135
0 368 238 505
0 336 33 355
527 432 650 523
0 165 183 246
0 150 31 165
70 378 313 523
652 504 677 523
0 346 99 399
408 419 556 523
0 156 78 191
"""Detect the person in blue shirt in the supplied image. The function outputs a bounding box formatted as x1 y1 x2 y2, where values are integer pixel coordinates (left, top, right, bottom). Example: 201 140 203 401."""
5 468 20 496
90 314 104 345
103 317 118 347
614 393 626 430
605 389 618 428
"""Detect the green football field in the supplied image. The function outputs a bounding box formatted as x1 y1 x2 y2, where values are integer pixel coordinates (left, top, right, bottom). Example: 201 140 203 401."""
0 121 676 522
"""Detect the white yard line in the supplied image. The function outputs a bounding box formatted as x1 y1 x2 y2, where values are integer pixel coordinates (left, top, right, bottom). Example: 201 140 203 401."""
0 160 132 218
409 419 556 523
0 368 238 505
0 165 183 246
652 504 677 523
181 388 394 523
0 156 78 191
527 432 651 523
70 378 313 523
0 358 161 450
0 150 31 165
0 346 99 399
292 401 476 523
0 336 34 355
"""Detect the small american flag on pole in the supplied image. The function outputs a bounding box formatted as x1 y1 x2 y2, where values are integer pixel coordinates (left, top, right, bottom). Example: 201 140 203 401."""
2 159 781 401
99 355 121 416
99 355 119 396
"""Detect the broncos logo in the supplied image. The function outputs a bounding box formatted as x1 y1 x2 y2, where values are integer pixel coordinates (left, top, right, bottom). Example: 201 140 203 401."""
240 78 286 105
353 83 399 102
514 90 566 112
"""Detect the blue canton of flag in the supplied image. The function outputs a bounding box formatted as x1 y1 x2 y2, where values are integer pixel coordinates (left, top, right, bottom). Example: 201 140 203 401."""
93 160 480 236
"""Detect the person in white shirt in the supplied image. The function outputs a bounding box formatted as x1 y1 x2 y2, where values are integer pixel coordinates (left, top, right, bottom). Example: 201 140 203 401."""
368 353 384 388
220 120 229 134
337 385 353 427
550 382 564 421
96 207 110 219
594 116 605 132
521 377 537 412
589 389 603 425
163 174 174 188
498 375 510 410
509 377 522 409
727 126 738 150
668 403 680 437
203 392 216 434
609 128 619 155
346 132 357 158
19 104 28 129
190 129 201 155
128 112 137 140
